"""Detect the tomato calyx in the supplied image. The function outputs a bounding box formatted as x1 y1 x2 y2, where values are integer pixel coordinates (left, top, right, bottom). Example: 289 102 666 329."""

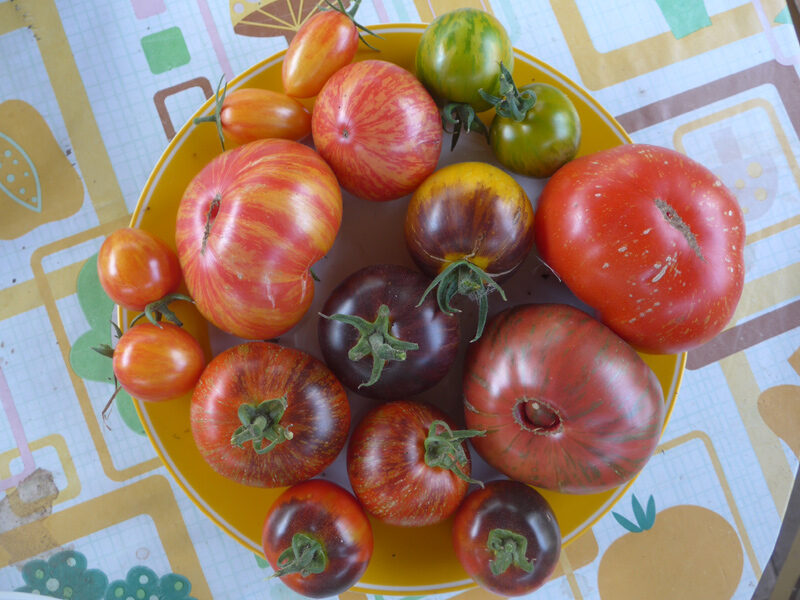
486 528 534 576
441 103 489 151
322 0 382 52
130 292 195 328
272 532 328 578
478 62 536 122
194 75 228 150
320 304 419 389
231 396 294 454
424 419 486 487
417 259 507 342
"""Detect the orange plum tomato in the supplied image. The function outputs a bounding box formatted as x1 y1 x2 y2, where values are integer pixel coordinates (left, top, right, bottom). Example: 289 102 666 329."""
97 227 181 312
175 139 342 340
311 59 442 202
262 479 373 598
112 322 205 403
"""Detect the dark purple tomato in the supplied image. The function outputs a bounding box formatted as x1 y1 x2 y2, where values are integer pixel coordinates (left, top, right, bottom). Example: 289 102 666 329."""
318 264 460 400
452 479 561 596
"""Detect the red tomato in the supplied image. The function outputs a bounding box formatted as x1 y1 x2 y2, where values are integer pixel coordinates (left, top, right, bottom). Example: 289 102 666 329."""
463 303 665 494
262 479 373 598
452 480 561 597
347 400 481 527
190 342 350 487
311 59 443 202
175 139 342 340
112 322 205 402
195 87 311 146
97 228 181 311
282 10 359 99
534 143 745 354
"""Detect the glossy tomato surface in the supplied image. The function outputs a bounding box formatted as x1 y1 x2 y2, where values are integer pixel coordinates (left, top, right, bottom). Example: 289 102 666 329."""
347 400 474 527
318 264 460 400
190 342 350 487
282 9 359 98
175 139 342 340
463 303 665 494
534 143 745 354
489 82 581 178
214 87 311 145
311 59 442 202
415 8 513 112
97 227 181 311
262 479 373 598
112 322 205 403
453 480 561 597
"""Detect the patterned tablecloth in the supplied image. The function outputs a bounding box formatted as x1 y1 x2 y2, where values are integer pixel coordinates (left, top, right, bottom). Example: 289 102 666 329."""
2 1 800 599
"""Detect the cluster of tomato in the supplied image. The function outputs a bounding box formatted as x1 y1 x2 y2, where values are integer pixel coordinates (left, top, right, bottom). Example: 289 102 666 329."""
95 4 746 598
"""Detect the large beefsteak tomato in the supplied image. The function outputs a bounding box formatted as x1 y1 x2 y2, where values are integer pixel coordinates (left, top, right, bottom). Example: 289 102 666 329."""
534 143 745 354
175 139 342 340
463 303 665 494
311 59 442 202
190 341 350 488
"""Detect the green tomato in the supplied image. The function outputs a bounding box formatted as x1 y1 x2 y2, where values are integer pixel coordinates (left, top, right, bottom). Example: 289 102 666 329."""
489 82 581 178
415 8 513 112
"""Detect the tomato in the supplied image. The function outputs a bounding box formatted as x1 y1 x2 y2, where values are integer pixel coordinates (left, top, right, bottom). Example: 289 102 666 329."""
112 322 205 403
415 8 513 112
194 85 311 149
318 264 460 400
463 303 665 494
282 0 379 99
480 64 581 178
175 139 342 340
190 341 349 487
534 144 745 354
311 59 442 202
347 400 483 527
452 480 561 597
404 161 535 340
97 228 181 312
262 479 373 598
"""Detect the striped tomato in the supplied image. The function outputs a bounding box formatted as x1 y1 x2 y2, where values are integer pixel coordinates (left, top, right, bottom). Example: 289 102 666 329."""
463 303 665 494
175 139 342 339
311 59 442 202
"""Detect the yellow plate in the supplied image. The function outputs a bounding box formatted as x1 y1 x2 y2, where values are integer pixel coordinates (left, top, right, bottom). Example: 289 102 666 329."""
129 25 685 595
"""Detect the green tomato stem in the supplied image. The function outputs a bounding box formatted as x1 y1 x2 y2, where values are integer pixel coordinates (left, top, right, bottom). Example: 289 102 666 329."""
322 0 383 50
320 304 418 388
423 419 485 487
441 103 490 151
478 62 536 122
272 533 328 578
231 396 294 454
193 75 227 151
487 528 534 575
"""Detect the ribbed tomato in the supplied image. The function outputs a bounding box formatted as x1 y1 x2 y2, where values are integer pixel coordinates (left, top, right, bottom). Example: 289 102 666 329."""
463 303 665 494
190 342 350 487
311 59 442 202
175 139 342 339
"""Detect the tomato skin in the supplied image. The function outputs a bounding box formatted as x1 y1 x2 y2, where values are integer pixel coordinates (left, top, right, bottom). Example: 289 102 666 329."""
217 88 311 144
311 60 442 202
534 144 745 354
97 228 181 311
404 162 534 278
262 479 373 598
463 303 665 494
489 83 581 178
347 400 472 527
190 342 349 487
415 8 513 112
318 264 460 399
282 10 359 99
112 322 205 403
175 139 342 340
452 480 561 597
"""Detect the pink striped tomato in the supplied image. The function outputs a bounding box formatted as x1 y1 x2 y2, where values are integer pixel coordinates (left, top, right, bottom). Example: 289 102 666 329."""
463 303 665 494
175 139 342 339
311 59 443 202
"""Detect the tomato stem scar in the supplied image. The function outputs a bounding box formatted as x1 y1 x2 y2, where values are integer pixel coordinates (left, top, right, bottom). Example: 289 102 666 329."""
201 193 221 255
654 197 704 260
